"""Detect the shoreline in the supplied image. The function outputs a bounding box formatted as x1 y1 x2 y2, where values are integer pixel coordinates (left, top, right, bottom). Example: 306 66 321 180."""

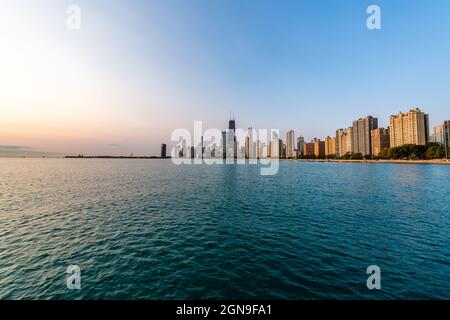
0 157 449 165
294 159 450 165
64 156 170 159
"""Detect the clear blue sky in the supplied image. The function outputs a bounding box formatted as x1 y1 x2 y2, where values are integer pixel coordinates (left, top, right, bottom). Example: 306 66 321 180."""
1 0 450 154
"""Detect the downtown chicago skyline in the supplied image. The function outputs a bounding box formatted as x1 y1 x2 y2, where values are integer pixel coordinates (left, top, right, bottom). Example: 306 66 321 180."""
171 106 449 161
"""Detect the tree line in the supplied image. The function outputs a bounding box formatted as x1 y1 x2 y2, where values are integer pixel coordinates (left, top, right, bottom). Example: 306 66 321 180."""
296 143 448 160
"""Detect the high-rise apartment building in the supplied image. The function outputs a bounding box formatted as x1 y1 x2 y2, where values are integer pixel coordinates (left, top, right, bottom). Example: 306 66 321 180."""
444 121 450 156
432 122 450 146
389 108 429 147
433 120 450 151
286 130 295 159
336 127 352 157
336 129 345 157
244 127 257 159
271 138 283 159
351 116 378 156
312 138 325 157
336 127 353 157
324 136 336 156
256 140 262 159
345 127 353 155
371 128 390 156
432 124 443 144
303 142 315 157
444 121 450 151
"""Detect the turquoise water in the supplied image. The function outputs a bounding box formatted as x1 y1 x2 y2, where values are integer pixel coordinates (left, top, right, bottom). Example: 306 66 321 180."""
0 159 449 299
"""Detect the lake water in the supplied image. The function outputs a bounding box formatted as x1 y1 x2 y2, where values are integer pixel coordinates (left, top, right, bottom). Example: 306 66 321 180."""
0 159 449 299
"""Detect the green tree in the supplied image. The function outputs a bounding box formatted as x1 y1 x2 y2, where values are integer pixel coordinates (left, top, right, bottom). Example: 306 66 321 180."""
425 146 437 159
340 152 351 160
434 146 445 159
350 152 363 160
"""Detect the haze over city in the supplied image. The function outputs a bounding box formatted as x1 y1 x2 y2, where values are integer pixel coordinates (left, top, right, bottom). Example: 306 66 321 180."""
1 0 450 156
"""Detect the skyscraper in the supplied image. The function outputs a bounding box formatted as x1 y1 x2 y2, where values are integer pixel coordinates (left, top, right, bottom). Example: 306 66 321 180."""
181 139 187 158
244 136 250 159
244 127 252 159
371 128 390 156
296 136 305 158
227 118 237 159
352 116 378 156
444 120 450 159
221 131 227 159
389 108 429 147
268 140 272 157
262 144 269 158
286 130 295 159
201 136 204 160
303 141 315 157
312 138 325 157
244 127 257 159
345 127 353 155
336 129 345 157
324 136 336 156
432 124 443 144
271 137 283 159
160 144 167 158
444 120 450 148
336 128 352 157
228 118 236 131
256 140 262 159
433 120 450 157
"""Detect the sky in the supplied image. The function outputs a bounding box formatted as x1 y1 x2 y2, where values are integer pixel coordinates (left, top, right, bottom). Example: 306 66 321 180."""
1 0 450 155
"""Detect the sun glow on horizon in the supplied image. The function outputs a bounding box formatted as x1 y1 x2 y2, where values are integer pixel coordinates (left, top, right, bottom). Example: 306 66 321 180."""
0 2 172 155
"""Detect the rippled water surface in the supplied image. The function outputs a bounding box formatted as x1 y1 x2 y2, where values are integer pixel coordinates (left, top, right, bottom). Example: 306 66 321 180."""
0 159 449 299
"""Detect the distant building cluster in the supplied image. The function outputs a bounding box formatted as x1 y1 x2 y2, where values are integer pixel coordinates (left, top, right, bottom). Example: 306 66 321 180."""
170 107 449 160
432 120 450 148
298 107 448 159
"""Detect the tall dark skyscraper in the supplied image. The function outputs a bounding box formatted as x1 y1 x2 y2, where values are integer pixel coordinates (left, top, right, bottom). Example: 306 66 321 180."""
201 136 204 160
160 144 167 158
222 131 227 159
226 116 237 159
228 119 236 131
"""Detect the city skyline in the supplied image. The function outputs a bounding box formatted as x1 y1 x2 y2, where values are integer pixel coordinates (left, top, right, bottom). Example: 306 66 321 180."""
170 106 448 162
1 0 450 156
1 105 449 158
